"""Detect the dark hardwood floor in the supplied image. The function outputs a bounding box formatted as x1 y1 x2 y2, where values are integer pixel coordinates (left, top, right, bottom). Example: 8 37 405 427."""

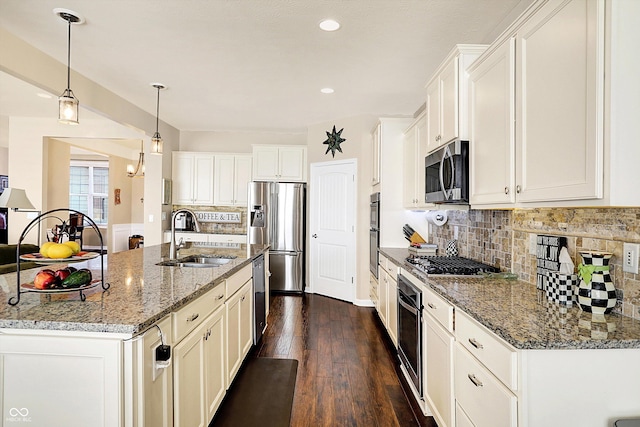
252 293 437 427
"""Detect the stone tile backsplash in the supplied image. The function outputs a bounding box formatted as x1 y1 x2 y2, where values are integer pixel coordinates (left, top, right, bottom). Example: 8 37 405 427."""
428 207 640 319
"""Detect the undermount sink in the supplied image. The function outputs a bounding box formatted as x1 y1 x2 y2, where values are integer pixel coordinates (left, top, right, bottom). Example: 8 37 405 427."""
156 255 237 268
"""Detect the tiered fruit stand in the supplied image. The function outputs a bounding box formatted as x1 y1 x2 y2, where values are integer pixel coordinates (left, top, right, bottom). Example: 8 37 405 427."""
8 208 110 305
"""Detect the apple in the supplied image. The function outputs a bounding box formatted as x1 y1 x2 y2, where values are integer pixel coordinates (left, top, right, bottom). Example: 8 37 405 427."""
34 269 57 290
54 268 72 283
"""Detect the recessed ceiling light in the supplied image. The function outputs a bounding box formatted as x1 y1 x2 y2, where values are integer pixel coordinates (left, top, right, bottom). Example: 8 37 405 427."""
319 19 340 32
37 93 53 99
320 88 335 94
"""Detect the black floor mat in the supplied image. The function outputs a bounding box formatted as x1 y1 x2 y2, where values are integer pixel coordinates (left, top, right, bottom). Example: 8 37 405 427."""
210 357 298 427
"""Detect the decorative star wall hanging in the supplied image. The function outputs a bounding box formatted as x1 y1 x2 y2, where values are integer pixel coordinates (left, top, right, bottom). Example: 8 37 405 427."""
323 125 346 157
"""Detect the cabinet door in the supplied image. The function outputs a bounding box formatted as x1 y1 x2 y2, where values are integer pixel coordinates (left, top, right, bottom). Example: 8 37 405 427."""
225 286 243 387
193 154 215 205
174 322 207 427
204 306 226 422
278 146 306 182
252 146 280 180
214 155 236 206
425 314 455 427
515 0 604 202
425 78 441 153
469 38 516 205
371 123 381 185
402 124 418 208
413 116 430 209
387 273 398 346
239 281 254 359
440 58 459 145
173 153 195 204
378 268 388 327
234 155 252 206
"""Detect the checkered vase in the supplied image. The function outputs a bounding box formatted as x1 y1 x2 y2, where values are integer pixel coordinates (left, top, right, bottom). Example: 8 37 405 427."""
546 271 577 306
445 239 458 257
577 251 617 314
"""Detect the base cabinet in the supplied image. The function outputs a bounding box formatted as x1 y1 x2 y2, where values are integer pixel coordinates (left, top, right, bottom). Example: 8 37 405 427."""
424 310 454 427
225 279 253 387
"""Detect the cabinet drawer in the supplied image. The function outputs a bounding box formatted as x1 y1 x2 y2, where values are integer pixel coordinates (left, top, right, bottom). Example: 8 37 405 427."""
455 344 517 427
455 310 518 390
172 285 226 343
423 286 454 333
226 264 252 297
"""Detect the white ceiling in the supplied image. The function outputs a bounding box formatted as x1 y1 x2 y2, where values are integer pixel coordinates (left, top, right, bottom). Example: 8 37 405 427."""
0 0 533 133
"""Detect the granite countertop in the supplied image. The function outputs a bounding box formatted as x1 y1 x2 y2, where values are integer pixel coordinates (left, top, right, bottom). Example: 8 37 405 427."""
380 247 640 350
0 243 269 337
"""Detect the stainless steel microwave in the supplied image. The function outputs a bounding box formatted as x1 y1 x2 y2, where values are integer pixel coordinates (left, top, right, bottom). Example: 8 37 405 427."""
425 140 469 204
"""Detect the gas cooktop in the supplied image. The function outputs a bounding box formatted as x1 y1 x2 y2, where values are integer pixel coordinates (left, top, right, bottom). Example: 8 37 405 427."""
406 256 500 276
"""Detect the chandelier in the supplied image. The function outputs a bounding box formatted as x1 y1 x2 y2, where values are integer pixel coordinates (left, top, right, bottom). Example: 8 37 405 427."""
127 140 145 178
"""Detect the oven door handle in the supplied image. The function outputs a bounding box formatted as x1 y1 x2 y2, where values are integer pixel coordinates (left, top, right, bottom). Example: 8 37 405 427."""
398 293 419 315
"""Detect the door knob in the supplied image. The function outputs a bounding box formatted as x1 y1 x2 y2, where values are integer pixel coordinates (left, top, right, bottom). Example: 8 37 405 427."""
312 234 318 238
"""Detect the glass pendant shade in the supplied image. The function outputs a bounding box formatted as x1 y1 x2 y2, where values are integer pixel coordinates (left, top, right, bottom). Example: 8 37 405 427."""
58 90 79 124
151 132 163 154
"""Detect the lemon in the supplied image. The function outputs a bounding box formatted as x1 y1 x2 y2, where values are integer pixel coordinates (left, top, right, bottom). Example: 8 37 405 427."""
39 242 56 258
47 243 74 259
62 241 81 255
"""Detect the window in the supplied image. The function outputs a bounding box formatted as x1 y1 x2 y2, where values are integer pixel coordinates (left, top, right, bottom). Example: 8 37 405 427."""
69 161 108 224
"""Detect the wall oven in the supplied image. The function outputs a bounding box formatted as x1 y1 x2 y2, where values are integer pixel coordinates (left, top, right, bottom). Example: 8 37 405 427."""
369 193 380 278
425 139 469 204
397 274 423 397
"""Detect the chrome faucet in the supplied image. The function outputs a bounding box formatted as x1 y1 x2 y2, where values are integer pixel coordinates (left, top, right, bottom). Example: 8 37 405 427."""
170 209 201 259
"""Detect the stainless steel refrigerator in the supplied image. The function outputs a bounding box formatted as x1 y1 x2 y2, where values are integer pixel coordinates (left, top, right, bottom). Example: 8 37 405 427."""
248 182 306 293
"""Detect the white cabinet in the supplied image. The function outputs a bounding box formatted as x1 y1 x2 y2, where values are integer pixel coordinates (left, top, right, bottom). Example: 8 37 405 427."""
214 154 252 206
172 152 215 206
225 280 253 387
423 286 454 427
469 37 516 205
425 45 488 153
371 123 381 186
252 145 307 182
469 0 624 208
377 254 398 346
370 271 379 308
403 113 432 209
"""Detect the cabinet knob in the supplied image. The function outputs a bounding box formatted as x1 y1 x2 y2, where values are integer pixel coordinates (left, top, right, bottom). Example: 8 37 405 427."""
312 234 318 238
216 294 224 300
504 186 509 195
516 185 522 194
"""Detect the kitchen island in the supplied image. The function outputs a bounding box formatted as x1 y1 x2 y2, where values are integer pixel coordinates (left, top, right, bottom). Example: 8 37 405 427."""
380 247 640 427
0 243 269 427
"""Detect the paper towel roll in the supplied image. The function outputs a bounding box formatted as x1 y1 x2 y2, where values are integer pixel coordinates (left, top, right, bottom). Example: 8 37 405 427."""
425 210 447 226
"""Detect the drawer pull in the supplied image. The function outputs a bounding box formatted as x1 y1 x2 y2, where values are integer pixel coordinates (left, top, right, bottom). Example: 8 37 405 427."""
427 302 437 310
468 374 483 387
216 294 224 300
468 338 483 349
187 313 200 322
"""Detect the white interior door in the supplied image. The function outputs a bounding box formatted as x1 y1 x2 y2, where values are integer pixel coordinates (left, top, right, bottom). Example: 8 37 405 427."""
309 160 356 302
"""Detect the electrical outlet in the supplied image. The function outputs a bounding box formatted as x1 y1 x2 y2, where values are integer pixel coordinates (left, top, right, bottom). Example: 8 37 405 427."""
623 243 640 274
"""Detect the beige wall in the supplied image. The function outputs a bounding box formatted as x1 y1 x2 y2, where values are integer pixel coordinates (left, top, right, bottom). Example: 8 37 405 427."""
180 130 306 153
307 114 377 303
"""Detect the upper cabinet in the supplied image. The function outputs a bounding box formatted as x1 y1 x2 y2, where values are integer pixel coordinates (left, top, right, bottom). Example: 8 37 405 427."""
371 123 381 187
425 45 488 154
252 145 307 182
469 0 630 208
403 113 433 210
172 152 215 205
214 155 252 206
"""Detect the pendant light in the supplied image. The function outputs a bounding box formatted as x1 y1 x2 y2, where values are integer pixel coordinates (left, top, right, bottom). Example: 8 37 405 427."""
150 83 166 154
54 8 84 125
127 140 145 178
